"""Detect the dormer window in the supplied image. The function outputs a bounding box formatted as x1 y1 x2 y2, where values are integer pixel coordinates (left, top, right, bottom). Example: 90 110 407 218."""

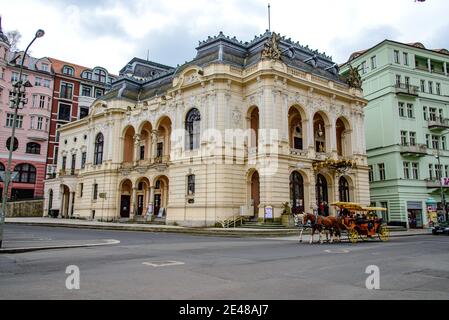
63 66 74 76
82 71 92 80
94 69 107 83
41 63 49 72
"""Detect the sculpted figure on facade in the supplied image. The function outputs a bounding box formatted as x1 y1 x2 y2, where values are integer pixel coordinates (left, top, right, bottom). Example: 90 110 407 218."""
261 32 282 60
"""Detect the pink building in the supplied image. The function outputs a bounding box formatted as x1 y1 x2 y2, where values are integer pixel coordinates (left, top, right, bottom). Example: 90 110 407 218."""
0 19 53 200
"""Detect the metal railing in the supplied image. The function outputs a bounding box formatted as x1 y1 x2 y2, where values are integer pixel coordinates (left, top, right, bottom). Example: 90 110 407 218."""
395 83 419 95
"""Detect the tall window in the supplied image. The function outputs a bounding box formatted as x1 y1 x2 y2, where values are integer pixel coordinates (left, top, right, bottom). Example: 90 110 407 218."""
71 153 76 174
93 183 98 200
13 163 36 183
426 134 430 148
185 108 201 150
401 131 408 145
442 136 447 150
412 163 419 180
81 85 92 97
428 81 433 94
394 50 400 64
6 114 23 128
94 133 104 165
395 74 401 86
403 52 409 66
436 164 443 180
407 103 414 118
398 102 405 117
436 83 441 95
360 61 367 74
368 165 374 182
420 80 426 93
60 82 73 99
409 132 416 146
81 152 87 169
0 163 4 182
187 174 195 195
429 164 434 180
371 56 377 70
403 162 410 179
338 177 350 202
58 103 71 121
378 163 386 181
26 142 40 154
35 77 42 86
423 106 427 120
429 108 437 121
432 135 439 149
94 69 107 83
79 107 89 119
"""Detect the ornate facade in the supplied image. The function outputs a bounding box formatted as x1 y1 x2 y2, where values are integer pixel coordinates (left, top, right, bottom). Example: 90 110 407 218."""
43 31 369 226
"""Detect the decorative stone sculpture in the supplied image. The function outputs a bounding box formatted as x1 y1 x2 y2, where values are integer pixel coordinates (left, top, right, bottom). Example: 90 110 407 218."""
261 32 281 60
346 65 363 89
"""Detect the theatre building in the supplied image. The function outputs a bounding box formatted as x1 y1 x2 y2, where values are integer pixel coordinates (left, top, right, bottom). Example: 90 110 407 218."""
43 31 369 226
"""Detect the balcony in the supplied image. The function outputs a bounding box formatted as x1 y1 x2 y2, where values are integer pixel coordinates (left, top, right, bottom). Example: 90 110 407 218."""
400 143 427 157
290 148 308 157
395 83 419 97
428 118 449 131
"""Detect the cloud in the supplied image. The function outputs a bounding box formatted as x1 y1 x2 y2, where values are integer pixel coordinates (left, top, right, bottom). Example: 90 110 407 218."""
330 25 401 63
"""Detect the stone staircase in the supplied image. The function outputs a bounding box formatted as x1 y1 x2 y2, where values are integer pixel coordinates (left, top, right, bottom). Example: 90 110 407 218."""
240 220 287 229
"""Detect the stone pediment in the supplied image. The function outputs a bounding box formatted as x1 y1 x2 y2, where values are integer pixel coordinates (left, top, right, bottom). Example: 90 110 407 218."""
172 66 204 89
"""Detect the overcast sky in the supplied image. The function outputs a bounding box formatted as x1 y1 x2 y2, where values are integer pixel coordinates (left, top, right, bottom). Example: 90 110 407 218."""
0 0 447 74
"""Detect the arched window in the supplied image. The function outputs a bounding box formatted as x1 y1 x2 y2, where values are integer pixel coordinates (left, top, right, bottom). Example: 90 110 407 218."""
94 133 104 165
6 137 19 151
339 176 350 202
185 108 201 150
187 174 195 195
26 142 41 154
13 163 37 183
94 69 107 83
62 66 74 76
0 162 5 182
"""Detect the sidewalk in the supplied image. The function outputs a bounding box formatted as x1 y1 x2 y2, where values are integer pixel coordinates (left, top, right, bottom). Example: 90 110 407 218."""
5 217 431 238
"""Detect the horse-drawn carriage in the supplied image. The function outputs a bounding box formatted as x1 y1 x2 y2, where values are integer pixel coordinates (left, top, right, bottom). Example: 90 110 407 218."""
332 202 390 244
295 202 390 244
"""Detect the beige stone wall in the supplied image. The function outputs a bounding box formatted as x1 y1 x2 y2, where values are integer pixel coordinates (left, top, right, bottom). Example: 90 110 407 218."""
43 59 369 226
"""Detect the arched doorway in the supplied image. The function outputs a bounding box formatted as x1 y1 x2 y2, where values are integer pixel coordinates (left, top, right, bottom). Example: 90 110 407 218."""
250 170 260 219
119 179 132 218
313 113 327 153
315 174 328 210
339 176 350 202
60 185 70 218
153 175 169 217
136 177 150 216
290 171 304 214
249 107 259 148
289 106 304 150
123 126 135 163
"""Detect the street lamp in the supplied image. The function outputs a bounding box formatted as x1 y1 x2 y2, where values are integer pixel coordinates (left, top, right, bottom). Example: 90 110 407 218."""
434 144 447 223
0 29 44 248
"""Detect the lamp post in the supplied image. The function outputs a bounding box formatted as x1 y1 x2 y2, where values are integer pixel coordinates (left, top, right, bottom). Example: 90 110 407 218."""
435 144 447 223
0 29 44 248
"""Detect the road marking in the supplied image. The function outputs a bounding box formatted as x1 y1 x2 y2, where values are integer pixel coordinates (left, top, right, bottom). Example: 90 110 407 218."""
142 261 185 267
323 249 350 254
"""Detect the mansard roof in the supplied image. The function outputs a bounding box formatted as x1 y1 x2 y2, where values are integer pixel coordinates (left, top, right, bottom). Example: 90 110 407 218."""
108 30 346 102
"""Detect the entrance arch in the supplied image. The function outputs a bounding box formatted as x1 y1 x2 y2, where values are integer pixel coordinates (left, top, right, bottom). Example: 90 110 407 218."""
153 175 169 217
248 170 260 219
155 117 172 161
139 122 152 161
313 112 329 153
119 179 132 218
136 177 150 216
248 107 259 148
48 189 53 216
288 106 306 150
123 126 135 163
336 117 351 157
290 171 305 213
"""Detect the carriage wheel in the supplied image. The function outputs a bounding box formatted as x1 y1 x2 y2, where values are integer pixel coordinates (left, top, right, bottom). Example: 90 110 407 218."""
348 229 359 244
378 226 390 242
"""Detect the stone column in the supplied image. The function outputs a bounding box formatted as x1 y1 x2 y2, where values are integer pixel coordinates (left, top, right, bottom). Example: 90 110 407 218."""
58 188 64 218
151 130 158 161
133 134 141 164
130 187 137 219
68 192 74 218
107 122 113 161
427 58 432 73
149 186 155 205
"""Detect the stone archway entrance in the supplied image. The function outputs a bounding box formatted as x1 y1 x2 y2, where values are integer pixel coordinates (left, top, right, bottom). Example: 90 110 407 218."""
250 170 260 220
290 171 305 214
339 176 350 202
120 179 132 218
153 176 169 218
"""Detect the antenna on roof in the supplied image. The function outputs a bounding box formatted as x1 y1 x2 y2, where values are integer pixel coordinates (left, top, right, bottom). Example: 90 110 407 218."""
268 3 271 32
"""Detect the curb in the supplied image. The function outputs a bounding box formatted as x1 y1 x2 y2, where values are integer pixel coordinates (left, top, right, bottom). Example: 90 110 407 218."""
0 239 120 254
5 221 431 238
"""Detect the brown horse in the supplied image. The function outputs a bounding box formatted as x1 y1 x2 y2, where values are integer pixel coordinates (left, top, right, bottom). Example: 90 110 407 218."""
296 213 341 244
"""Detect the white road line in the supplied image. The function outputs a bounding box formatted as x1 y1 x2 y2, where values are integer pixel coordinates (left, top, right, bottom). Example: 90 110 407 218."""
324 249 350 254
142 261 185 267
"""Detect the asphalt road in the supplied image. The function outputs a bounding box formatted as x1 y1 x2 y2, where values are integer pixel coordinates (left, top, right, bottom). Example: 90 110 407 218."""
0 224 448 300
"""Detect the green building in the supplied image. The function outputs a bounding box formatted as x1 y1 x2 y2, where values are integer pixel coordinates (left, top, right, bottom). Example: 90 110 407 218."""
340 40 449 229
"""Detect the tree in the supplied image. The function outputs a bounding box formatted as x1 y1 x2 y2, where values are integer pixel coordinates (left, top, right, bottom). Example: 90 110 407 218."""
6 30 21 51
